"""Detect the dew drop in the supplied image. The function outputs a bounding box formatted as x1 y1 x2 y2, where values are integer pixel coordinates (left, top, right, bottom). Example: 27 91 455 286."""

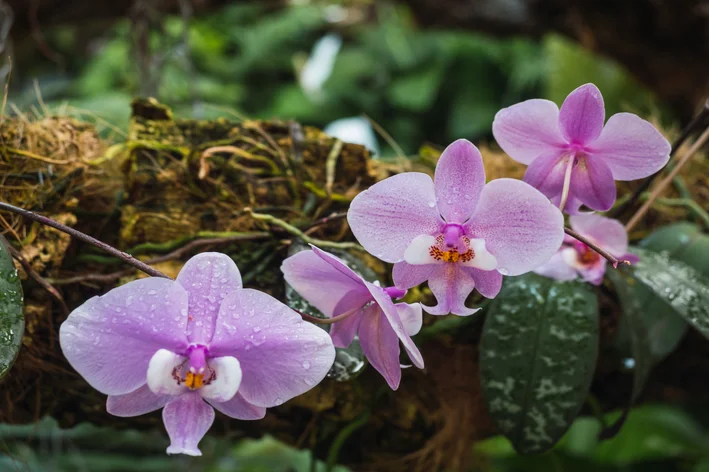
498 268 510 276
427 201 436 208
302 360 311 370
148 290 157 295
253 326 261 333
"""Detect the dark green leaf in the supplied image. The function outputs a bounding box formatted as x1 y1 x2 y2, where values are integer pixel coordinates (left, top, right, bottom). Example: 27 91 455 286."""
480 274 599 454
0 238 24 379
640 222 709 277
629 248 709 340
606 269 656 436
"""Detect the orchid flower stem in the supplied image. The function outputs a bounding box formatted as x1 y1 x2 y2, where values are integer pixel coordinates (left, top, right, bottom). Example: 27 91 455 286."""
295 306 361 325
558 154 575 212
625 124 709 233
0 201 169 279
564 226 626 268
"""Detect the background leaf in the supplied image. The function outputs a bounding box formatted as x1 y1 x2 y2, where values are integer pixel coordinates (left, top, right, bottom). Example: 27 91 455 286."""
480 274 599 454
0 238 24 379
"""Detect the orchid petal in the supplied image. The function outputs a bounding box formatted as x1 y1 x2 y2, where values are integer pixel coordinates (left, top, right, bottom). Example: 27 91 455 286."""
523 150 568 198
147 349 187 396
200 356 242 403
434 139 485 223
396 302 423 336
492 99 565 164
464 267 503 299
558 83 605 144
570 214 628 257
210 289 335 408
282 249 370 317
392 261 435 290
348 172 442 262
533 251 578 282
366 281 424 368
404 235 441 265
163 393 214 456
461 238 498 270
570 156 616 211
589 113 671 180
107 384 171 417
207 393 266 420
176 252 242 345
465 179 565 276
423 264 480 316
329 310 363 348
358 304 402 390
59 278 189 395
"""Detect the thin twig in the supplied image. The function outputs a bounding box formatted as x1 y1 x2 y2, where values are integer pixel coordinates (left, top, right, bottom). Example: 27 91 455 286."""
610 99 709 218
246 208 364 251
6 242 69 315
0 202 168 278
302 212 348 231
49 234 270 285
293 306 361 325
564 227 627 268
363 113 405 159
625 125 709 233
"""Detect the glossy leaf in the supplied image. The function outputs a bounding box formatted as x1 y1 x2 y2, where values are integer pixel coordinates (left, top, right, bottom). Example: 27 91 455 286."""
630 248 709 340
480 274 599 454
0 238 24 379
640 222 709 277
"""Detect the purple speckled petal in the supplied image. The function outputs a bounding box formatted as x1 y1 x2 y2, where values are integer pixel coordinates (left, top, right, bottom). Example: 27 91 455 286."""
578 259 608 286
423 264 479 316
492 99 566 164
366 282 424 368
329 310 363 348
207 392 266 420
396 302 423 336
533 251 578 282
281 249 370 317
358 304 402 390
107 384 171 417
523 150 569 198
176 253 242 345
464 179 565 276
59 277 189 395
570 156 616 211
434 139 485 223
210 288 335 408
589 113 671 180
163 393 214 456
348 172 442 262
559 83 605 145
570 214 628 257
392 261 435 290
464 267 503 299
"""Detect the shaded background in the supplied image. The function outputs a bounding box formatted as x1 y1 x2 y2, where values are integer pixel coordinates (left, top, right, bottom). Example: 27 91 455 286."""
1 1 709 471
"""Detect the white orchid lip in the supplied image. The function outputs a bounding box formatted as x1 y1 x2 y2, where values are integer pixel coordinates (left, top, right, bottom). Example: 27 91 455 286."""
403 229 498 271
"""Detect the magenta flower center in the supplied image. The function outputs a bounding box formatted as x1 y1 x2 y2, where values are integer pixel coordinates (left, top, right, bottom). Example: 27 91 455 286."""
573 242 601 267
180 345 213 390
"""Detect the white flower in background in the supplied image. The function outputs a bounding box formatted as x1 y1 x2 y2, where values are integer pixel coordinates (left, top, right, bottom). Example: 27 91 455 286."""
299 33 342 98
324 117 380 156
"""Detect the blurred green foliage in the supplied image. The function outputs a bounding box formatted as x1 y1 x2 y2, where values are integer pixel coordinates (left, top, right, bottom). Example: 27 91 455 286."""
0 417 350 472
476 405 709 472
10 3 663 154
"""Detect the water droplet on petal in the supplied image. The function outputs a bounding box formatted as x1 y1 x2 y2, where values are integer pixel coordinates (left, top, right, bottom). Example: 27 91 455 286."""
302 360 310 370
498 268 510 276
427 201 436 208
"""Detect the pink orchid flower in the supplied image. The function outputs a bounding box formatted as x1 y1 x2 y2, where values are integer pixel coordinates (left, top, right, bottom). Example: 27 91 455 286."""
493 83 670 213
60 253 335 456
535 214 638 285
282 246 423 390
347 139 564 316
